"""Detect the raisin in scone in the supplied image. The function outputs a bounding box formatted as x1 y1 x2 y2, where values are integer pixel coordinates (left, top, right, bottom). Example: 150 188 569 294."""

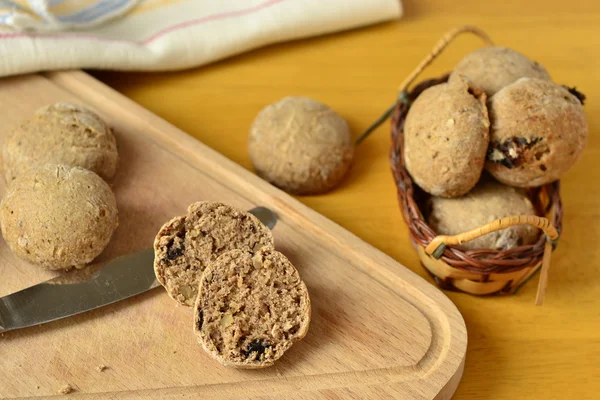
154 202 274 306
194 248 311 368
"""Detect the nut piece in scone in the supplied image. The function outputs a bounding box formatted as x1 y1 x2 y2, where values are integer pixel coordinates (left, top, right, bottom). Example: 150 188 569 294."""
0 164 118 270
2 103 118 184
153 201 274 306
248 96 353 195
449 46 551 96
427 179 538 250
403 78 490 197
486 78 588 187
194 248 311 368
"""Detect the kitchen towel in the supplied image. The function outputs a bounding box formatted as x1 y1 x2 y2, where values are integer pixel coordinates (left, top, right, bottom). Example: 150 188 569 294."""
0 0 403 77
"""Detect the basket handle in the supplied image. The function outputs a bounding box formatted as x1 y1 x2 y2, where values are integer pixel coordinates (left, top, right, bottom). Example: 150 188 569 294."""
355 25 494 145
396 25 493 95
425 214 559 305
425 215 559 258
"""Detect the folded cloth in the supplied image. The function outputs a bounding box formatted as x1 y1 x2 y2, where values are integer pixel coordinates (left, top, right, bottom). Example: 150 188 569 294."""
0 0 140 32
0 0 402 77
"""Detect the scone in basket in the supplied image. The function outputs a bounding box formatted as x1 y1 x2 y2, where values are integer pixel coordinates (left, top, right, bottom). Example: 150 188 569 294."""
386 27 563 303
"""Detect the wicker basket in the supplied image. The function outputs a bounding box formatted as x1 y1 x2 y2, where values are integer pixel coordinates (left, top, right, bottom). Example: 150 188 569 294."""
381 27 563 304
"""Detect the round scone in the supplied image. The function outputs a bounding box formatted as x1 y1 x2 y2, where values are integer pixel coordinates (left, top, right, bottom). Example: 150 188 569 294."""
154 202 274 306
427 179 539 250
2 103 118 183
248 96 353 195
404 78 490 197
0 164 118 270
486 78 588 187
194 248 311 368
449 46 551 96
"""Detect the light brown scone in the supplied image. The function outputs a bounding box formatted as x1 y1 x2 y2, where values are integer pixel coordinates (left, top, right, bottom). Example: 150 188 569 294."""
0 164 118 270
427 179 538 250
153 202 274 306
404 78 490 197
2 103 118 183
449 46 551 96
194 248 311 368
486 78 588 187
248 96 353 195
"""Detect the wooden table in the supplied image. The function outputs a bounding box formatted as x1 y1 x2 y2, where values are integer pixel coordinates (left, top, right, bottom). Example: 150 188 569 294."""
94 0 600 398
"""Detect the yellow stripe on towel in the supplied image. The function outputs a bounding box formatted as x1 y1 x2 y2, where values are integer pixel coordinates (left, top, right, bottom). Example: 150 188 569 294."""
128 0 186 16
49 0 104 17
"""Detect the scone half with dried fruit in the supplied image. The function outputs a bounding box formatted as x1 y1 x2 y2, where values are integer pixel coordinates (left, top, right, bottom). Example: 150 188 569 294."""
194 248 311 368
154 201 274 306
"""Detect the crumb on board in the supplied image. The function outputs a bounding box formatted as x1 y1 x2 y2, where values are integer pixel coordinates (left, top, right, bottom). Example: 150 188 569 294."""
96 364 107 372
57 383 74 395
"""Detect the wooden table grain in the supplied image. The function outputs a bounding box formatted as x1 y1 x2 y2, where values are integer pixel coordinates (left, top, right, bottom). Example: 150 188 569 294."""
93 0 600 398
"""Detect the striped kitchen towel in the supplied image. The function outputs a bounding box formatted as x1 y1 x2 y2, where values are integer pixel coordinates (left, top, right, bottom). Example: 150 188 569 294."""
0 0 403 77
0 0 139 31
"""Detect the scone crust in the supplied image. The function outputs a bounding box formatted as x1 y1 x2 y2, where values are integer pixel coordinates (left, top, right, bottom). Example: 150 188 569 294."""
404 78 490 197
153 202 274 306
248 96 353 195
449 46 552 96
2 103 118 183
485 78 588 187
427 179 538 250
194 248 311 368
0 164 118 270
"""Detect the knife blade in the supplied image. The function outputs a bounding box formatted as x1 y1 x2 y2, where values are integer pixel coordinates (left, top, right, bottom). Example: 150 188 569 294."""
0 206 277 333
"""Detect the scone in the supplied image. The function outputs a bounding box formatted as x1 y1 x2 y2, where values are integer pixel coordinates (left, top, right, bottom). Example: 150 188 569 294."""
449 46 552 96
485 78 588 187
154 202 274 306
2 103 118 183
0 164 118 270
248 96 353 195
403 78 490 197
427 179 539 250
194 248 311 368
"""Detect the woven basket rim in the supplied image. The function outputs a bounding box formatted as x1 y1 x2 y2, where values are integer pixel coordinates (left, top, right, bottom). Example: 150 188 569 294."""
389 74 564 275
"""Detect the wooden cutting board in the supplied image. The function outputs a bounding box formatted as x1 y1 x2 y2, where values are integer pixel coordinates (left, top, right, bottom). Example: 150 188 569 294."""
0 71 466 399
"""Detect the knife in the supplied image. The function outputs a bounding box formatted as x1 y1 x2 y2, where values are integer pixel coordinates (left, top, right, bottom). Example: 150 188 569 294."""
0 206 277 334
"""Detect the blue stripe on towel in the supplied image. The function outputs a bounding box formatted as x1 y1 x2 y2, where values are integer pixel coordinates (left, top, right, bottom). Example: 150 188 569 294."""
56 0 133 23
